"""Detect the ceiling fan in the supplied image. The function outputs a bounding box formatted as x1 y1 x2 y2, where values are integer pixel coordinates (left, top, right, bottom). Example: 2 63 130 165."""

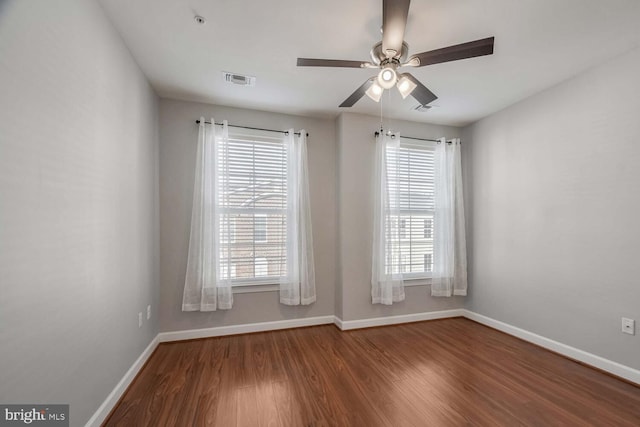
296 0 495 108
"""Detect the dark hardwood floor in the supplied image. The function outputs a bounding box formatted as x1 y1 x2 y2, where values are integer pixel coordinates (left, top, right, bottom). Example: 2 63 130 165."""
104 318 640 426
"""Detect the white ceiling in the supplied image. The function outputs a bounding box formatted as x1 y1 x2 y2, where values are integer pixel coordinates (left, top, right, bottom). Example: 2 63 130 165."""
99 0 640 127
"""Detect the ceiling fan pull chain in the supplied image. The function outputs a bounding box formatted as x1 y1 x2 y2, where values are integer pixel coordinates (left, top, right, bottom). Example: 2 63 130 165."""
380 95 383 132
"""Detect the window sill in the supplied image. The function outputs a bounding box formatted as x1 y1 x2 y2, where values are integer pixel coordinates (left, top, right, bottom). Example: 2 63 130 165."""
232 284 279 294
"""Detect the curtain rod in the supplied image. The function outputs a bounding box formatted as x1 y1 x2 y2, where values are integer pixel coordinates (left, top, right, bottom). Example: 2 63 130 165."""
374 131 455 144
195 120 308 137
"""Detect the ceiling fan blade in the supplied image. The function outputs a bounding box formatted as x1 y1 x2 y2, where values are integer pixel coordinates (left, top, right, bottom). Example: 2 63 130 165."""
404 73 437 106
297 58 366 68
339 79 374 107
382 0 411 58
408 37 494 67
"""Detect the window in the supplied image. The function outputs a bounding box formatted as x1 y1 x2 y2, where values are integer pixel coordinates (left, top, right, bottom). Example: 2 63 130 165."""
221 263 237 279
423 218 433 239
386 139 435 278
424 254 433 273
399 218 407 239
254 214 267 243
220 217 235 243
254 257 268 277
401 254 410 273
218 132 287 285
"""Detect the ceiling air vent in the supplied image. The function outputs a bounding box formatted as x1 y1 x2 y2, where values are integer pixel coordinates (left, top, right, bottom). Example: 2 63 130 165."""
222 72 256 87
413 104 432 112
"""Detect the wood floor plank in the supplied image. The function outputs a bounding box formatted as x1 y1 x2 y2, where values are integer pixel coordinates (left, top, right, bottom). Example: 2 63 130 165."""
277 328 349 425
157 340 203 426
104 318 640 427
236 386 259 427
314 332 395 426
412 322 595 425
191 339 226 426
270 380 304 427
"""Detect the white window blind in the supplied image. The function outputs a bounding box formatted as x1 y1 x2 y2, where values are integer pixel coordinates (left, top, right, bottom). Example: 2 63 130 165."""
254 214 267 243
218 132 287 285
386 139 435 278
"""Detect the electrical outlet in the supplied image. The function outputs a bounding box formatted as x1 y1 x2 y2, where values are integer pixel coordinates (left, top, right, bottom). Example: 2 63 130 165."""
138 312 143 328
622 318 635 335
147 305 151 320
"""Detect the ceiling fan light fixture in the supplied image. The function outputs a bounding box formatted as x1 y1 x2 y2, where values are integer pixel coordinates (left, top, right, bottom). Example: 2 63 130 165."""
365 81 384 102
377 66 397 89
396 74 417 99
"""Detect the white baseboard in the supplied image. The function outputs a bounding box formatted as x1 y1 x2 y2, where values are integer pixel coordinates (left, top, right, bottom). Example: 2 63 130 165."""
157 315 335 343
85 335 159 427
335 309 465 331
333 316 344 329
463 310 640 385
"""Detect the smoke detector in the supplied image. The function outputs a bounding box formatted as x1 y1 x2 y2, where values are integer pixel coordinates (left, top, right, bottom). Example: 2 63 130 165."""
222 72 256 87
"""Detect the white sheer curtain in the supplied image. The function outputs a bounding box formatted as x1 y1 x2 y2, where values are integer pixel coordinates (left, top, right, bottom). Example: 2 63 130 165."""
432 138 467 297
182 118 233 311
280 130 316 305
371 131 405 304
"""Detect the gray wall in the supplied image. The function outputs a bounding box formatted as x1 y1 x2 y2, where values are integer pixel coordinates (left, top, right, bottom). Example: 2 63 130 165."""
0 1 159 426
463 47 640 370
337 112 466 321
335 115 345 320
158 99 337 332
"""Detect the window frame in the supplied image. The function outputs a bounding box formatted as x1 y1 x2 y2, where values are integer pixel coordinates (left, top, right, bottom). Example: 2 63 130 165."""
385 138 436 281
216 130 288 288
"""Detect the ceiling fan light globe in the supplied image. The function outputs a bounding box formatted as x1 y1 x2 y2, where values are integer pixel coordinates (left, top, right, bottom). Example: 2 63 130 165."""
397 74 417 99
365 81 383 102
377 67 397 89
